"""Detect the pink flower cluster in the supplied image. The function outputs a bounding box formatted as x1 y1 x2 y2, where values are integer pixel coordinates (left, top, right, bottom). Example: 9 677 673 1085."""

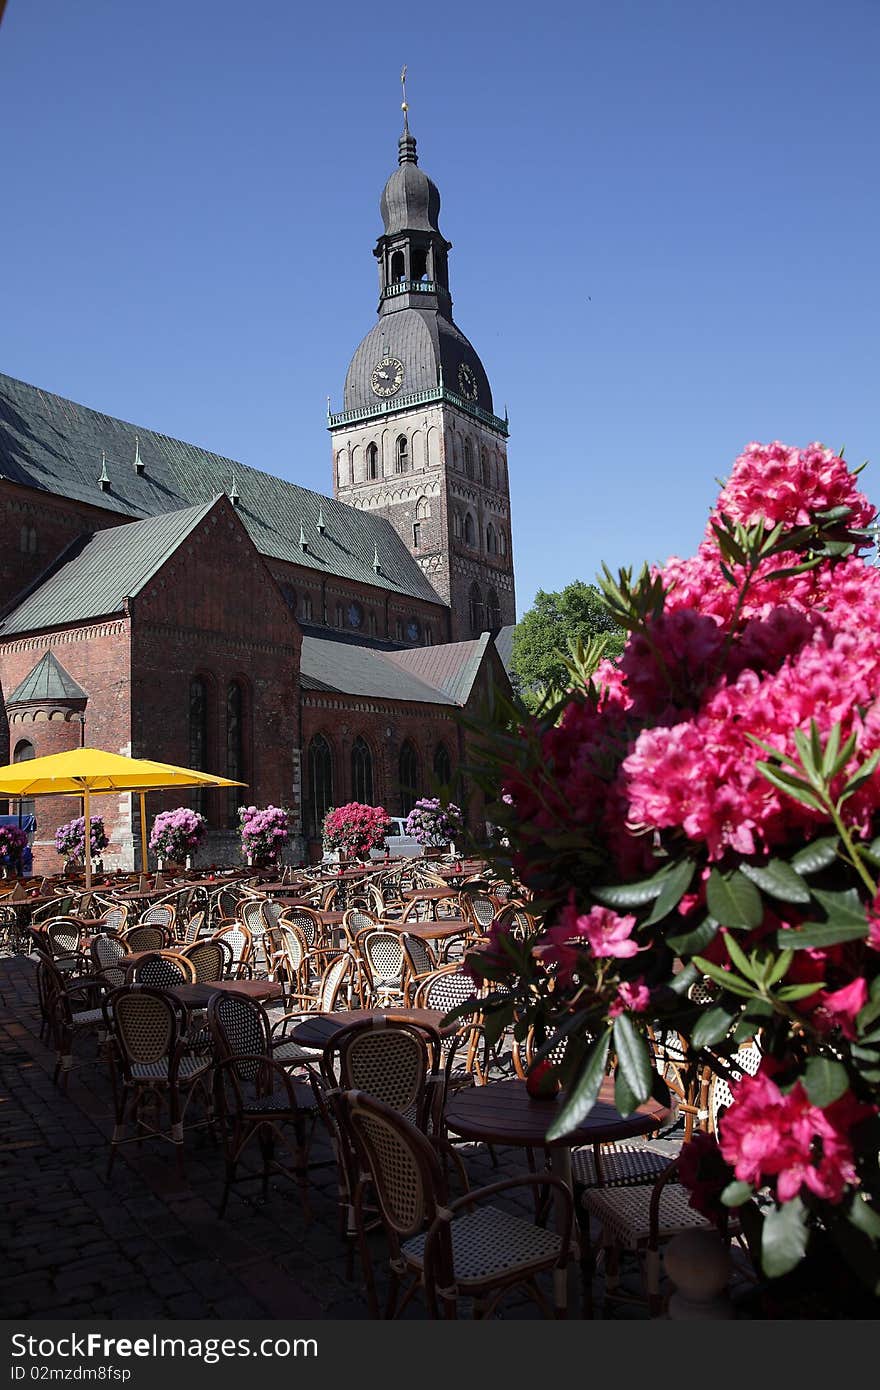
238 805 290 863
718 1066 872 1204
322 802 391 858
149 807 206 861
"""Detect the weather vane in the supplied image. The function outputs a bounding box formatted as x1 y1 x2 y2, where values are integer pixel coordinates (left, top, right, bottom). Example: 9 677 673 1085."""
401 64 409 132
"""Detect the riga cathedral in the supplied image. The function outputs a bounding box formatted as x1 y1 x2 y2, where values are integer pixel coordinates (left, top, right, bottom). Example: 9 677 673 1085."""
0 104 516 870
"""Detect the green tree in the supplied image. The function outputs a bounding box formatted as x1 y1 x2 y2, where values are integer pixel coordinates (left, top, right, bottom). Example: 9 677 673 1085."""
510 580 625 708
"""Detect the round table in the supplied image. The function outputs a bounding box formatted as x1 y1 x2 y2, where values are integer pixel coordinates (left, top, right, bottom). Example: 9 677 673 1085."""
289 1006 449 1050
444 1077 670 1315
172 978 283 1007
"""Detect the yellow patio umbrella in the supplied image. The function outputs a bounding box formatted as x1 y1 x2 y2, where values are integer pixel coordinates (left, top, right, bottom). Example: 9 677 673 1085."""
0 747 245 887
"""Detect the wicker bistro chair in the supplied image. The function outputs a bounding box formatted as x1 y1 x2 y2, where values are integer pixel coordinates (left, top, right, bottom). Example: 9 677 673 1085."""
36 951 109 1090
400 932 438 1005
125 951 196 989
43 917 88 973
97 904 129 936
120 924 169 953
412 966 489 1089
331 1089 576 1319
354 928 406 1007
212 923 254 979
181 909 206 946
579 1042 763 1316
206 991 319 1216
180 939 230 983
459 890 500 933
139 903 177 935
90 933 128 990
103 986 214 1177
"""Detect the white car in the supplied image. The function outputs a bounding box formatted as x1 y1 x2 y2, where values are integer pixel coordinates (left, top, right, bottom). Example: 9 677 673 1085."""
369 816 424 859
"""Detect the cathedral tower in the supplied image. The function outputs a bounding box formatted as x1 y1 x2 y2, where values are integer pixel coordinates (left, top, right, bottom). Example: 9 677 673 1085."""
329 94 515 642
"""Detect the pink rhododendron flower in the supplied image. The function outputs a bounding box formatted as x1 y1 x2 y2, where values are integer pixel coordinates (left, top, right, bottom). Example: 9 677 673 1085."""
609 978 651 1017
813 978 868 1040
566 903 641 959
718 1068 870 1204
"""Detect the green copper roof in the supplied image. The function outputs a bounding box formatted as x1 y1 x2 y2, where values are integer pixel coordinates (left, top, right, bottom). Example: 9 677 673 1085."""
0 371 442 606
6 650 88 704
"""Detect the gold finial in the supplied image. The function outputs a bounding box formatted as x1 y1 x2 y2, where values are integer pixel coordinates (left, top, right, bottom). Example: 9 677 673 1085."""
400 64 409 131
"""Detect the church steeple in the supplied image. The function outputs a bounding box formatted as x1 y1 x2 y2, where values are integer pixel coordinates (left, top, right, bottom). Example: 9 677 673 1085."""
375 77 452 318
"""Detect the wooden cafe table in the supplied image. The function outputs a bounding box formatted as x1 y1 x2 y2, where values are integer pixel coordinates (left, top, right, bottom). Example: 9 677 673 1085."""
289 1006 450 1050
444 1076 670 1315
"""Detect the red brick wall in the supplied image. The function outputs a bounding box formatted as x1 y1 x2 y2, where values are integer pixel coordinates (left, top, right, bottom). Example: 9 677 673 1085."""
0 617 133 872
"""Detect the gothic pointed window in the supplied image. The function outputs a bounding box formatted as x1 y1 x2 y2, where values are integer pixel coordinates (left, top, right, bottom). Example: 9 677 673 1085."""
433 742 451 787
367 443 379 480
351 736 374 805
395 435 409 473
464 439 473 480
399 740 420 815
486 588 502 630
189 676 208 817
499 528 508 558
308 734 334 836
468 582 483 637
481 449 489 487
464 512 476 548
486 523 497 555
226 680 244 828
453 510 462 540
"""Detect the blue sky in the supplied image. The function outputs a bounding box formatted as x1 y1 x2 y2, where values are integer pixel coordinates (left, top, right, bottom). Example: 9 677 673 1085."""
1 0 877 617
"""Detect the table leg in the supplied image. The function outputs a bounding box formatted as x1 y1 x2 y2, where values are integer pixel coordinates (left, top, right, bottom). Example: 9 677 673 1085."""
551 1148 580 1318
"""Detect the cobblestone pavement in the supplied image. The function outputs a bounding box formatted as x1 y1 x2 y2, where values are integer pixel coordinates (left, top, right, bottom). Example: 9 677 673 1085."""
0 952 677 1321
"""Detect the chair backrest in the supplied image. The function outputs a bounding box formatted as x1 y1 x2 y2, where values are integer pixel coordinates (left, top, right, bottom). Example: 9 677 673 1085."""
127 950 195 988
331 1089 445 1244
349 882 384 916
460 891 498 929
207 989 271 1083
413 965 480 1015
181 939 227 982
108 987 182 1074
99 904 129 934
321 1019 439 1132
139 903 176 931
90 932 127 987
183 909 205 945
44 917 84 958
121 924 168 952
281 906 321 949
238 898 268 936
355 929 405 989
709 1042 763 1136
495 901 537 935
400 896 435 924
316 952 354 1013
213 922 252 970
276 921 308 990
401 931 436 982
342 908 376 945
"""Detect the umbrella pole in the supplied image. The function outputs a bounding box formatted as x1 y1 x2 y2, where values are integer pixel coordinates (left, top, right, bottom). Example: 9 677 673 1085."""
139 792 148 873
84 785 92 890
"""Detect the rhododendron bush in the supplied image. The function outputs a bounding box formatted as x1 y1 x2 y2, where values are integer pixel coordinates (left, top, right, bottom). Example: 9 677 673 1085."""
149 807 206 863
322 803 392 858
238 805 290 864
467 442 880 1302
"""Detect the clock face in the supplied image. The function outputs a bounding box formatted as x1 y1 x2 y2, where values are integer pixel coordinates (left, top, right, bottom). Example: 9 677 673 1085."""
370 356 405 398
406 618 421 643
347 602 363 629
458 362 478 401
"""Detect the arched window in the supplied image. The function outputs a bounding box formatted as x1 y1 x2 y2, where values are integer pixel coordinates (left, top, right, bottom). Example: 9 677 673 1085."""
366 443 379 481
464 439 473 480
416 496 431 520
452 510 462 540
399 740 420 815
336 451 348 488
390 249 405 283
481 450 489 487
189 676 208 816
308 734 334 836
19 526 28 554
335 603 344 628
425 623 433 646
468 583 483 637
486 588 502 630
395 435 409 474
13 739 35 823
486 523 497 555
411 247 428 281
464 512 476 548
499 528 508 558
433 742 452 787
395 618 404 642
368 611 378 636
226 680 244 828
301 593 313 622
351 736 374 805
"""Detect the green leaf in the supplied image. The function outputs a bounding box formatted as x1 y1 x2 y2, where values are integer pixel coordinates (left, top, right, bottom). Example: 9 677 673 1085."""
612 1014 652 1106
848 1196 880 1242
721 1181 753 1208
842 749 880 797
821 722 842 778
667 916 720 955
691 1004 740 1049
775 982 826 1000
614 1063 639 1118
755 763 826 812
706 868 764 929
778 921 867 950
723 932 760 982
802 1056 850 1108
761 1198 809 1279
692 957 756 999
643 859 695 927
765 950 793 987
545 1032 611 1142
740 860 811 905
791 837 840 874
592 866 675 908
804 886 867 926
